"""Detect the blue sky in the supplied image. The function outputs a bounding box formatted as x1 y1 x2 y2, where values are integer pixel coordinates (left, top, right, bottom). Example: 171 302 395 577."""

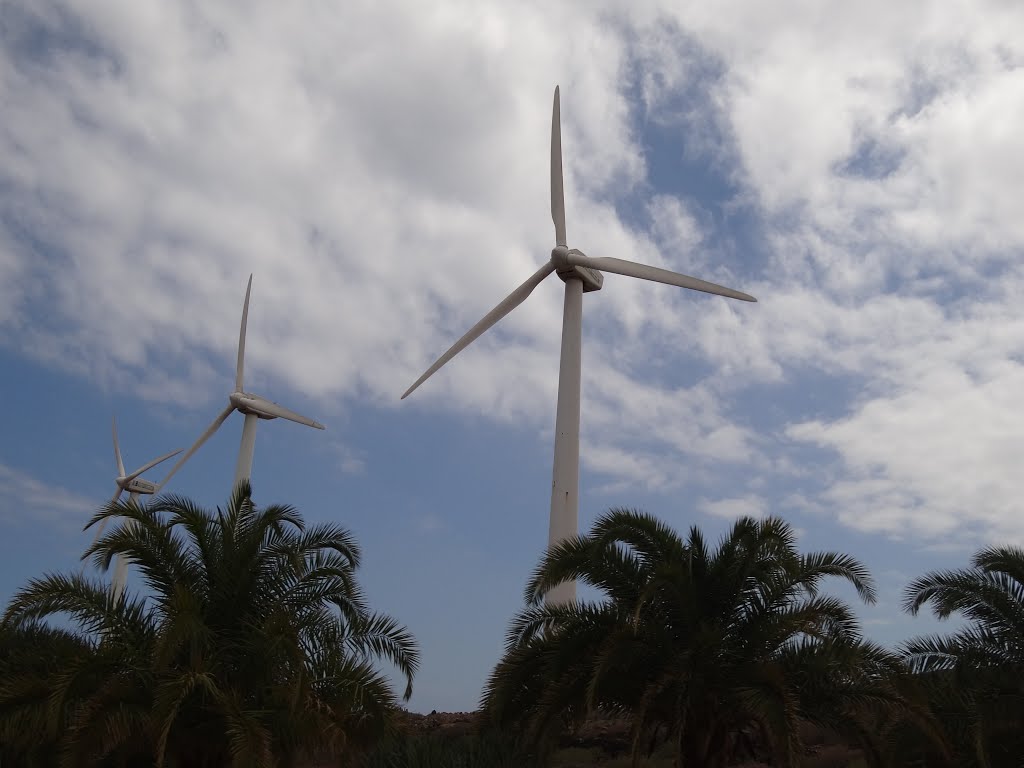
3 0 1023 712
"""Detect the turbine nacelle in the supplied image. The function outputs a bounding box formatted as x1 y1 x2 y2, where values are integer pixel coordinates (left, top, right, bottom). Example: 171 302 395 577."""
121 476 158 495
552 248 603 292
230 391 281 419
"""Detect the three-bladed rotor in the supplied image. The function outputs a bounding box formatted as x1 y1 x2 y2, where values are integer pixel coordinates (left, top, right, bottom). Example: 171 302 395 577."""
401 86 758 604
401 85 756 401
87 417 183 595
109 416 181 502
157 275 325 491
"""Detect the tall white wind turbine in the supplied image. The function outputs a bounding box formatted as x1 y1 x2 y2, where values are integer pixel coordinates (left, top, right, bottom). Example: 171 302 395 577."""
90 416 182 597
402 86 757 604
157 275 325 492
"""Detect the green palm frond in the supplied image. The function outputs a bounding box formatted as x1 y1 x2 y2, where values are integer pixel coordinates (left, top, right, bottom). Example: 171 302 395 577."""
3 571 157 642
2 486 416 766
798 550 877 603
486 508 888 767
84 499 200 600
898 545 1024 766
588 508 687 564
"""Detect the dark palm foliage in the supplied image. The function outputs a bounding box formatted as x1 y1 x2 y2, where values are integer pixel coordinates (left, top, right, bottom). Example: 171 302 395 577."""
0 622 97 767
0 482 419 768
483 509 907 768
900 545 1024 767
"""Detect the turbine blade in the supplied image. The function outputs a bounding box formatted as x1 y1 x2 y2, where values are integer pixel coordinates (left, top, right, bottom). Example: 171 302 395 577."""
112 416 125 477
236 274 253 392
401 262 557 400
551 86 566 248
566 253 757 302
155 405 235 491
125 448 184 482
90 488 122 545
90 518 109 547
250 400 325 429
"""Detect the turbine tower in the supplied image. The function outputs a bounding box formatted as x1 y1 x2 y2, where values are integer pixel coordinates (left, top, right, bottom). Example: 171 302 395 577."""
402 86 757 604
91 416 181 598
157 275 325 493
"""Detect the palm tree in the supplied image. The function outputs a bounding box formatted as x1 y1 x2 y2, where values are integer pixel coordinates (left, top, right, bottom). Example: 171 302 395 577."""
483 509 906 768
0 622 97 767
0 482 419 768
901 545 1024 767
903 545 1024 672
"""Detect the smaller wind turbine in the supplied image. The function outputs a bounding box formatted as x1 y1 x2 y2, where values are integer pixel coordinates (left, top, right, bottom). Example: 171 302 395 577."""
157 274 325 493
89 416 182 598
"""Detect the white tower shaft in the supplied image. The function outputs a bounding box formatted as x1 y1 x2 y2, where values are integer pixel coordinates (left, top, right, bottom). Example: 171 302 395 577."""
235 412 259 487
110 492 138 601
547 277 584 605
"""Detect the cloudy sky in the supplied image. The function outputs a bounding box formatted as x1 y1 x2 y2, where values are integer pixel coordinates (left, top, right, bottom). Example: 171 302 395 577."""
3 0 1024 711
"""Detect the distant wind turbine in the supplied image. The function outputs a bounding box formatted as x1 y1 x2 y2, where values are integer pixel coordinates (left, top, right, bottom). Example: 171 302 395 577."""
157 275 325 492
402 86 757 604
90 416 181 598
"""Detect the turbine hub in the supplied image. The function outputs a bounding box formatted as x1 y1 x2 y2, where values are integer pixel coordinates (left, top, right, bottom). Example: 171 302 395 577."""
550 245 570 268
554 248 603 292
230 391 259 416
229 391 279 420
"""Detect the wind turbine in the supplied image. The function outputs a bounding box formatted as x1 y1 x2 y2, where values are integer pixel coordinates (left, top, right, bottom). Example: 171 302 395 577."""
401 86 757 604
89 416 182 598
157 275 325 493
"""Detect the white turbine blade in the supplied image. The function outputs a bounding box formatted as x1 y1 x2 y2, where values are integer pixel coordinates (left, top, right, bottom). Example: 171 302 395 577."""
251 400 325 429
90 518 109 547
156 405 235 491
401 262 557 400
125 448 184 483
90 488 122 545
112 416 125 477
236 274 253 392
566 252 757 303
551 85 566 248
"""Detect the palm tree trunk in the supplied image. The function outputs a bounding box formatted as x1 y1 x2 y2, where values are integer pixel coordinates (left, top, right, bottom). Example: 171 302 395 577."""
674 715 722 768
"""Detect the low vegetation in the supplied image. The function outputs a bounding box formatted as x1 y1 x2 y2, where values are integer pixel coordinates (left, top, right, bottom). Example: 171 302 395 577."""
0 483 418 767
2 495 1022 766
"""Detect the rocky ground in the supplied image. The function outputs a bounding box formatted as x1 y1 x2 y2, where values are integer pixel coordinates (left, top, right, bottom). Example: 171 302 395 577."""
395 709 481 737
392 711 864 767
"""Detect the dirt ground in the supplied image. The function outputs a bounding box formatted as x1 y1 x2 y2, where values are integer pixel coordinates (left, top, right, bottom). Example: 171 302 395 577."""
393 711 866 767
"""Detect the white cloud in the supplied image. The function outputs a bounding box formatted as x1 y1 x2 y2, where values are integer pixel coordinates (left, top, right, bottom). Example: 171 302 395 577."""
0 463 96 531
331 441 367 476
5 0 1024 548
699 494 766 520
417 514 444 534
647 195 706 268
789 357 1024 545
640 1 1024 544
0 0 763 498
